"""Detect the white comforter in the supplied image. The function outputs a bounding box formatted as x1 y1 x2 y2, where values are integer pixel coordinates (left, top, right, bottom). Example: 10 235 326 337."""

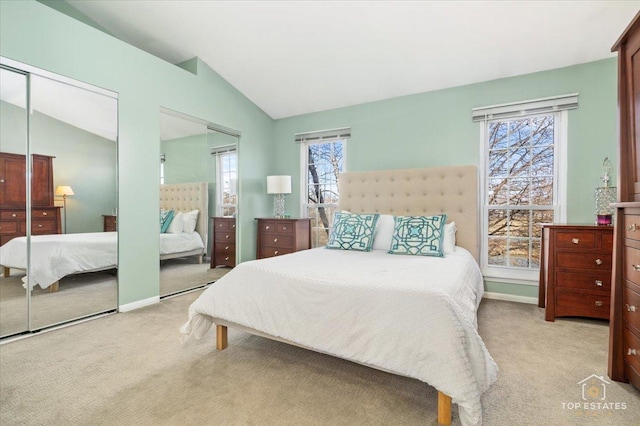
0 232 117 290
159 231 204 255
180 247 498 426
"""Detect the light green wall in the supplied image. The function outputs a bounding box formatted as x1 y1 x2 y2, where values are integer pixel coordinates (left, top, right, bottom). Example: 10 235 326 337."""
273 58 618 298
1 0 272 306
1 101 117 234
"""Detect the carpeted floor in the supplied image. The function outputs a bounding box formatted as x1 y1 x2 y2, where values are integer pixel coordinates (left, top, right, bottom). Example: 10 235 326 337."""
0 293 638 425
160 257 231 296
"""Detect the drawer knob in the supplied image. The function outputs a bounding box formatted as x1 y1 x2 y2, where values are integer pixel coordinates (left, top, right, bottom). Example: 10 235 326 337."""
225 246 229 250
595 280 603 287
226 235 229 239
633 265 640 272
572 238 579 244
594 301 603 307
42 212 47 216
225 256 229 261
219 224 223 227
38 224 43 228
629 223 638 232
265 225 270 230
274 238 278 243
283 226 287 230
232 224 235 228
627 304 637 312
274 250 279 255
595 258 603 266
628 348 638 356
11 213 16 217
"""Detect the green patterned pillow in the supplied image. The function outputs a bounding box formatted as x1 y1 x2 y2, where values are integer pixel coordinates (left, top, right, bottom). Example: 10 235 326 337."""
326 212 380 251
388 214 447 257
160 209 174 233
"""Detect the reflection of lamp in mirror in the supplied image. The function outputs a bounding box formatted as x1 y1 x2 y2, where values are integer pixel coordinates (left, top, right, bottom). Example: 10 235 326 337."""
55 185 74 233
594 157 616 226
267 175 291 218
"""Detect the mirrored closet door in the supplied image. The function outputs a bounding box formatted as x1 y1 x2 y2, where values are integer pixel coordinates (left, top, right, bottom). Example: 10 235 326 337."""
0 60 118 338
159 110 239 297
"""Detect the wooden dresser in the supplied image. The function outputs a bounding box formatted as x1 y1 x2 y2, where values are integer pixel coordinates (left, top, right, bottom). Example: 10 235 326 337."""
256 218 311 259
211 217 236 268
609 12 640 390
539 225 613 321
0 152 61 245
102 215 117 232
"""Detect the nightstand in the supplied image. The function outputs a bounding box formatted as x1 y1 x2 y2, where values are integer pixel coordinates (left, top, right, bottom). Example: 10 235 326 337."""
103 215 116 232
539 224 613 321
256 218 311 259
211 217 236 268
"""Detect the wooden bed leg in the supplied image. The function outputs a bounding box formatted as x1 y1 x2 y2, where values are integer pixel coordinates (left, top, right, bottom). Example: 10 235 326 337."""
216 325 228 350
198 254 204 264
438 391 452 426
3 267 9 278
49 281 59 293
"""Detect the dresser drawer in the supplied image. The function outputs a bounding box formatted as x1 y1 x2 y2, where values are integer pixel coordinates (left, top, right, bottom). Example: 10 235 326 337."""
625 246 640 286
1 210 25 220
555 270 611 292
625 215 640 241
261 234 293 248
32 208 55 218
624 285 640 334
31 219 58 234
556 290 610 316
259 220 278 234
0 221 18 235
214 231 235 243
214 219 235 231
624 327 640 378
556 252 611 271
214 242 235 255
555 231 596 249
259 247 293 258
277 222 294 235
214 252 236 267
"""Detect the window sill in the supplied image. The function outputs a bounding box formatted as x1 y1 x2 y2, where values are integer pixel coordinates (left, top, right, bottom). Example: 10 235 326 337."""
481 267 540 286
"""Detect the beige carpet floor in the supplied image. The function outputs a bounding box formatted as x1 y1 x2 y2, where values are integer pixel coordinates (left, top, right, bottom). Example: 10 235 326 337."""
0 293 638 425
160 257 231 296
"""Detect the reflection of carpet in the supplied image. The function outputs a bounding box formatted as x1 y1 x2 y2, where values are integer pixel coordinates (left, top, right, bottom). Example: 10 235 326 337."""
0 269 117 338
159 257 230 297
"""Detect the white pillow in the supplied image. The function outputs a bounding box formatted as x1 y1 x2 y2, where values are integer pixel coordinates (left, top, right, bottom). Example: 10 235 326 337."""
373 214 395 251
166 211 184 234
443 221 457 255
182 209 199 234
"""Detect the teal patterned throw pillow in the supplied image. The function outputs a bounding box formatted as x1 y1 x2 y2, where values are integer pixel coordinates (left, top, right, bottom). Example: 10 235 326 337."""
160 209 174 233
326 212 380 251
388 214 447 257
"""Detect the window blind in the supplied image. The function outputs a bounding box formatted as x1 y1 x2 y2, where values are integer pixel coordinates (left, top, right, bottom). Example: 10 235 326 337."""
210 144 237 155
295 127 351 143
472 93 578 122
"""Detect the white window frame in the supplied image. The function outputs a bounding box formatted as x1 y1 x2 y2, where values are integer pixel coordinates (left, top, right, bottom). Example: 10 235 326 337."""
479 110 568 285
300 138 347 247
215 150 237 217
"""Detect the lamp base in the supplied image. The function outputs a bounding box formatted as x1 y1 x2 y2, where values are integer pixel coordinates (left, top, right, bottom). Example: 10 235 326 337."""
274 194 285 218
596 214 612 226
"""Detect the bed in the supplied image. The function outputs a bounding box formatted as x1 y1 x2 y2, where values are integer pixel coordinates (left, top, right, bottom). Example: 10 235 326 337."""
0 182 209 291
180 166 498 426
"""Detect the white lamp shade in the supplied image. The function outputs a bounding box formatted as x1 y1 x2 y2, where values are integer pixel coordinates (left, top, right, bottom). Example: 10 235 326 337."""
267 175 291 194
55 185 75 196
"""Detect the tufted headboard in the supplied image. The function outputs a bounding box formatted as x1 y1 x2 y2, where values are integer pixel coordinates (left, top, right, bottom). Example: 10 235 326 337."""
160 182 209 249
338 165 479 262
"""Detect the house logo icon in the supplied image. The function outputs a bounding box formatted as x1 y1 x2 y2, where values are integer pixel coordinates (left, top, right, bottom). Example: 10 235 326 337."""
578 374 610 401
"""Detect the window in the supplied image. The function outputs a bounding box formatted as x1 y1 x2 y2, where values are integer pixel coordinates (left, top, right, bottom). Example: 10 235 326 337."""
481 111 567 282
299 129 349 247
216 150 237 216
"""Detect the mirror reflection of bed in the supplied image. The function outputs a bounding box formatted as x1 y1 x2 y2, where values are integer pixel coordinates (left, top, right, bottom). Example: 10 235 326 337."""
159 110 239 297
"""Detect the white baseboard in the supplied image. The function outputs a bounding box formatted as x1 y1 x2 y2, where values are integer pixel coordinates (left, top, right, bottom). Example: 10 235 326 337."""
483 291 538 305
119 296 159 312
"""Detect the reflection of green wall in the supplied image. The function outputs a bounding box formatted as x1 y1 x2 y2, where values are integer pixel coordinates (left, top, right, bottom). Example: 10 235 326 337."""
2 1 272 306
1 101 117 234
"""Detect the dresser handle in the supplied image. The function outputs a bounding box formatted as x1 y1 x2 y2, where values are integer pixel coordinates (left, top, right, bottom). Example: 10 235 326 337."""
225 235 229 239
595 301 603 307
37 224 42 228
11 213 16 217
42 212 47 216
274 238 278 243
225 256 229 261
0 179 4 183
629 223 638 232
283 226 287 230
219 224 223 227
265 225 270 230
627 304 637 312
225 246 229 250
572 238 579 244
595 280 603 287
595 258 603 266
629 348 638 356
232 224 235 228
633 265 640 271
274 250 279 255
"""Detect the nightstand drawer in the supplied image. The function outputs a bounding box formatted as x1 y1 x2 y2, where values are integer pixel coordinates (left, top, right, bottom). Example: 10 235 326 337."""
556 290 610 314
260 247 293 258
556 231 596 249
624 285 640 333
556 253 611 270
555 270 611 291
262 235 293 248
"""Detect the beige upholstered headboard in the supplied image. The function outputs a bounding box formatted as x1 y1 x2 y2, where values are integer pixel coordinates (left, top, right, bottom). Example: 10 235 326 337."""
160 182 209 249
338 165 479 261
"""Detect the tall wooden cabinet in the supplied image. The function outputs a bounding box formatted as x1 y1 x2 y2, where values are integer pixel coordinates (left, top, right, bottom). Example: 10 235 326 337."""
0 152 61 245
609 12 640 390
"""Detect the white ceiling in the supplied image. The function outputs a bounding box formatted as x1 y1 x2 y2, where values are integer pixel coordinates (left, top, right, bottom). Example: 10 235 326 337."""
66 0 639 119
